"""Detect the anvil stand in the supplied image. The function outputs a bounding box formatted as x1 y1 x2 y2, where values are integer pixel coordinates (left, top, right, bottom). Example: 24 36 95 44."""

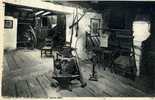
89 48 102 81
89 62 98 81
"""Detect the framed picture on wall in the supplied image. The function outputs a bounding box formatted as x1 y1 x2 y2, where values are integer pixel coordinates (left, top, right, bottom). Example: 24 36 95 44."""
4 20 13 29
90 18 101 36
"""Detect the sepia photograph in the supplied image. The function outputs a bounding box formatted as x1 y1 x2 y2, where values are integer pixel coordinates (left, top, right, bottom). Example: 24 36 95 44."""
1 0 155 98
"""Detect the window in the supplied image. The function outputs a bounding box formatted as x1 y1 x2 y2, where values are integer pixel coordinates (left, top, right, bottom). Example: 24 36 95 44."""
90 18 101 36
133 21 151 41
4 20 13 28
49 16 57 28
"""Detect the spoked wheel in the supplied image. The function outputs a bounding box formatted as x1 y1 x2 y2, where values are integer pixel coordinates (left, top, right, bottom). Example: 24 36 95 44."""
23 25 37 49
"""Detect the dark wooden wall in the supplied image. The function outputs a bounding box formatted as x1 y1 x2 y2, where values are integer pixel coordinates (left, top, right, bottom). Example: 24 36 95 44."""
101 4 155 90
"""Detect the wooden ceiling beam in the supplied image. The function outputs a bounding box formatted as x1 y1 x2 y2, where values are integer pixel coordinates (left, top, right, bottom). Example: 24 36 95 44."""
4 0 76 14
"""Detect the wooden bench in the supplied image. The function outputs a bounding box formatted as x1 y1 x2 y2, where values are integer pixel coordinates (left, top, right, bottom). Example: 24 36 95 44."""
41 38 53 57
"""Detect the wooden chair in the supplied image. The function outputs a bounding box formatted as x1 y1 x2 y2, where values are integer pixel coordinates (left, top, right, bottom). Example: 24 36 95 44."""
41 38 53 57
113 30 136 80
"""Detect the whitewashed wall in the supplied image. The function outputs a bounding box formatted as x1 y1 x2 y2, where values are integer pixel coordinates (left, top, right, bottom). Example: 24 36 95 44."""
4 16 17 50
66 12 102 60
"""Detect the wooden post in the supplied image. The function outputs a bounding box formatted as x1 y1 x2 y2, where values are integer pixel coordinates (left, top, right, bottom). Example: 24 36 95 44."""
133 40 142 77
0 0 5 95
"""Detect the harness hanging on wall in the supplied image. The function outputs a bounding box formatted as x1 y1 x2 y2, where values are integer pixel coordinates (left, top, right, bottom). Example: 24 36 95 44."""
69 8 86 46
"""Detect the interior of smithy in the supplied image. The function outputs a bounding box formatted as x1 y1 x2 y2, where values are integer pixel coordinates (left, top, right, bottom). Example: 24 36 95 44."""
2 0 155 97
